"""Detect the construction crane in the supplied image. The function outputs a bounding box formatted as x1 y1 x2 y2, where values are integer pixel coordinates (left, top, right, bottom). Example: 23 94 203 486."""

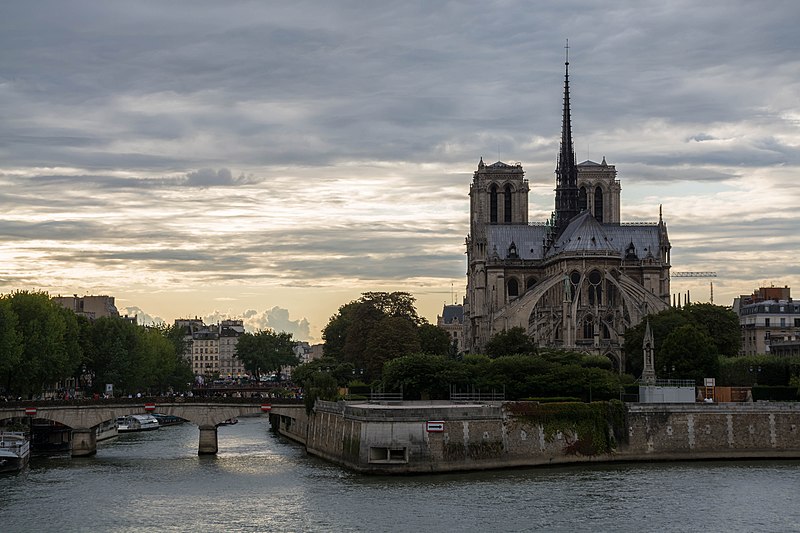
672 272 718 304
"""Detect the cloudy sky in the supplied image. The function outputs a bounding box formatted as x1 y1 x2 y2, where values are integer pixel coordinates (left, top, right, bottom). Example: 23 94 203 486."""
2 1 799 341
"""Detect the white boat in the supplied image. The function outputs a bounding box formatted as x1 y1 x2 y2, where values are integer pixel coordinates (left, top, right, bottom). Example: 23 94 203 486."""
95 418 118 441
0 431 30 474
116 414 160 433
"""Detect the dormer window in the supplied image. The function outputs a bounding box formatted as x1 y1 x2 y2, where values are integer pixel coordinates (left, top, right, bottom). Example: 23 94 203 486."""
507 241 519 259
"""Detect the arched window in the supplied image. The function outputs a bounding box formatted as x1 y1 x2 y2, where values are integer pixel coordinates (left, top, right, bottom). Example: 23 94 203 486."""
583 316 595 339
588 269 603 305
578 186 587 212
490 185 498 223
594 186 604 221
526 277 537 290
504 184 513 223
507 278 519 299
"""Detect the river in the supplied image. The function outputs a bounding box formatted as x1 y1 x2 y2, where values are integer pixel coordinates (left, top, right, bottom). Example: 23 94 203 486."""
1 416 799 532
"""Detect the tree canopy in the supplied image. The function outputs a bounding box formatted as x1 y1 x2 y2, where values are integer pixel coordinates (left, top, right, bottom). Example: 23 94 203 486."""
235 330 299 381
0 291 193 397
624 303 740 380
321 291 440 380
485 327 537 357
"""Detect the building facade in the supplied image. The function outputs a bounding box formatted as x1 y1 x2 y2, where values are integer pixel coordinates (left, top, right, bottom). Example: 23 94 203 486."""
175 318 246 378
52 294 120 320
735 286 800 355
437 304 465 354
463 58 671 369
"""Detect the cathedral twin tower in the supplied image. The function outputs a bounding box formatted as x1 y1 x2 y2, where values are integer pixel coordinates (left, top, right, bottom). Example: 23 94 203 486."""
463 54 671 370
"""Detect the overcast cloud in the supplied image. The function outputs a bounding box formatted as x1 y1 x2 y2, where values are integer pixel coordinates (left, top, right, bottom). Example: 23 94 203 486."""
2 1 799 339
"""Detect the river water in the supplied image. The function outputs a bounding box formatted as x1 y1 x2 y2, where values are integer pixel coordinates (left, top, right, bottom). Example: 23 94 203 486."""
2 416 799 532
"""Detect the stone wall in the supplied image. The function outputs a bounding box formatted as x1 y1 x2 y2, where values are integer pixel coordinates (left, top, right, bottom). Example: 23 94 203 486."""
269 401 800 474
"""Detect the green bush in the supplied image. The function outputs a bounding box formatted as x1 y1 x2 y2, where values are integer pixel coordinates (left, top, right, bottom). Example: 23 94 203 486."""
520 397 581 403
751 385 798 402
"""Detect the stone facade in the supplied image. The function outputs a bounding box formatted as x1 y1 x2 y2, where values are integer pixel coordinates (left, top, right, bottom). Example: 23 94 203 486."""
734 286 800 355
463 62 671 369
271 401 800 474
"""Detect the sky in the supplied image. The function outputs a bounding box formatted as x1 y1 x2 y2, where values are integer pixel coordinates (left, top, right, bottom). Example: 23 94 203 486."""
2 1 799 342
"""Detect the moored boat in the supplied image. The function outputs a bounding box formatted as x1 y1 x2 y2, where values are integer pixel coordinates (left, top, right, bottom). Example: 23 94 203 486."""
151 413 187 427
0 431 30 474
218 417 238 426
116 414 160 433
95 418 118 441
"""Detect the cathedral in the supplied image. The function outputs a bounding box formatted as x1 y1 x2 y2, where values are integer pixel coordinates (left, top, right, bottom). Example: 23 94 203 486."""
463 55 671 370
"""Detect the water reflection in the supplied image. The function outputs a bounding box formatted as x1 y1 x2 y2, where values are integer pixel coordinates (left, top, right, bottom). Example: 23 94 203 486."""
1 417 799 532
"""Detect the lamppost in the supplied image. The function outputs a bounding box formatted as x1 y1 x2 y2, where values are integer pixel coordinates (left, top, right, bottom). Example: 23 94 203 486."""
749 366 762 386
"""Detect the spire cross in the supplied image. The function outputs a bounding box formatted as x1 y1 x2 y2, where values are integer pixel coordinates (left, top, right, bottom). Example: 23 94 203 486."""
565 39 569 65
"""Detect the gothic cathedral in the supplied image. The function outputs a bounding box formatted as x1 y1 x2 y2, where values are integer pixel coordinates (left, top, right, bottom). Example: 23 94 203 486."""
463 55 671 370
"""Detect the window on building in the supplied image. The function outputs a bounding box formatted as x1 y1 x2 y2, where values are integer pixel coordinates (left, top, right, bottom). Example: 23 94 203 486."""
508 279 519 299
594 186 604 221
578 186 587 212
489 185 498 223
504 184 513 223
765 318 770 327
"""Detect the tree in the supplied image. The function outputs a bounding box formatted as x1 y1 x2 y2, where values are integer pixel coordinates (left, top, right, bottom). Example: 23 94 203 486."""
359 292 422 325
418 323 451 356
624 304 739 378
322 291 428 380
659 324 719 384
291 357 355 388
684 303 740 357
7 291 77 396
485 327 537 358
235 330 299 381
0 298 22 394
382 353 460 400
321 301 360 360
362 316 421 380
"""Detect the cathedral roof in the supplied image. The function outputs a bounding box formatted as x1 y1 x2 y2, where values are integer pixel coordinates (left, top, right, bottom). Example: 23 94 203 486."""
549 211 617 256
486 214 663 263
487 225 549 260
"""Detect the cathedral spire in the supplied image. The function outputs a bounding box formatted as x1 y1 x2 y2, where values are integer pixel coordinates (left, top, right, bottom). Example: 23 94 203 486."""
554 39 580 234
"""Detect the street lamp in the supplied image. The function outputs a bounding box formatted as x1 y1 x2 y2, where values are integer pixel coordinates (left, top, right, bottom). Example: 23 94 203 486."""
749 366 762 386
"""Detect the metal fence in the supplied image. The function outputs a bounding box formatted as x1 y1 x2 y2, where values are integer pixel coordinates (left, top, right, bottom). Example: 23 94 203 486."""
449 385 505 403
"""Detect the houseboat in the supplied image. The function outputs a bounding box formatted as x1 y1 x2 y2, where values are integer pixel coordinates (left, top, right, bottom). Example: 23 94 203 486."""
116 414 160 433
0 432 30 474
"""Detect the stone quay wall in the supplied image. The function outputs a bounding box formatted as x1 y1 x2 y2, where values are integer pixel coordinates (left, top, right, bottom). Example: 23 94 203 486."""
269 401 800 474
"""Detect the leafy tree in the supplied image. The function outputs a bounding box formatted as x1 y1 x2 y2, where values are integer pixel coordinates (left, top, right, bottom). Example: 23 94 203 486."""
7 291 76 396
359 291 423 325
321 301 360 360
235 330 299 381
624 304 740 377
322 291 428 380
418 323 452 356
382 353 462 400
485 327 537 358
303 372 339 413
684 303 740 357
291 357 355 388
85 316 140 394
342 302 384 372
363 316 421 379
659 324 719 384
0 298 23 393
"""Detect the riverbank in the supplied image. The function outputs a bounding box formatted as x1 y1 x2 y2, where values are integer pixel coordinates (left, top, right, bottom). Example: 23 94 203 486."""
270 400 800 474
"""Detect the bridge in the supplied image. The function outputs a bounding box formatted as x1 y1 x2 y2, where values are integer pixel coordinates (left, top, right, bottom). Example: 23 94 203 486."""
0 399 286 457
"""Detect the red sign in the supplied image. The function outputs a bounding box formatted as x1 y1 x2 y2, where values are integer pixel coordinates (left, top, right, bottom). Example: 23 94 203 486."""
426 421 445 432
261 404 272 412
24 407 37 416
144 403 156 412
